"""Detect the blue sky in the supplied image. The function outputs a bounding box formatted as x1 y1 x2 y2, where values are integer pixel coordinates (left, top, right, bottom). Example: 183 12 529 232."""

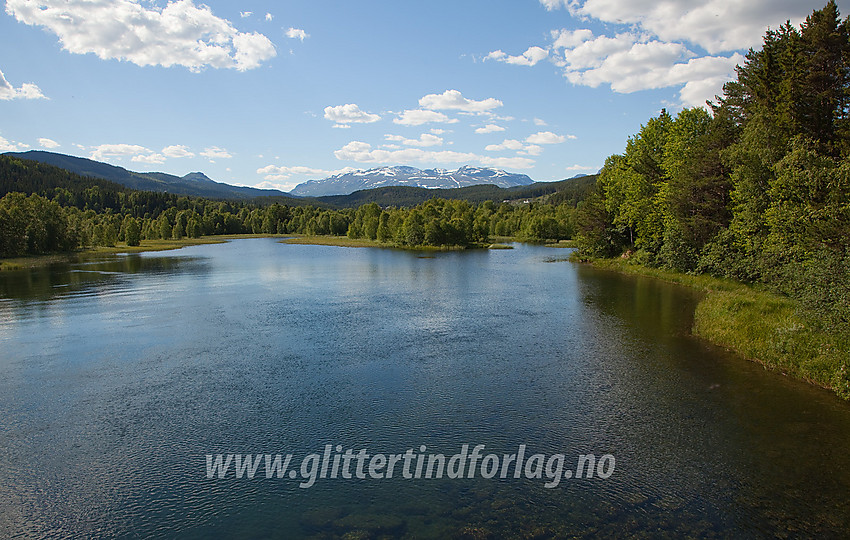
0 0 843 191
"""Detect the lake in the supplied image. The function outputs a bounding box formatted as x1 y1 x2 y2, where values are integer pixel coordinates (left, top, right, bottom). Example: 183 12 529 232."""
1 238 849 538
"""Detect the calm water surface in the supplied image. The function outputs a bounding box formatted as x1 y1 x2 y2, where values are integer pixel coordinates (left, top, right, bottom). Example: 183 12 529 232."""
1 238 849 538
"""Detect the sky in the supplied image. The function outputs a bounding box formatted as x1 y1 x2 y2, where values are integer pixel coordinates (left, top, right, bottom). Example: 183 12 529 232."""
0 0 845 192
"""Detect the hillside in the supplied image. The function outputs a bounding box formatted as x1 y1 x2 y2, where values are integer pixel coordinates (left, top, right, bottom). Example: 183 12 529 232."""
2 151 291 200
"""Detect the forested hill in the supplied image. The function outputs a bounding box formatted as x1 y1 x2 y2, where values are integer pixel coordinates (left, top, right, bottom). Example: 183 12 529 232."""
3 151 292 200
576 1 850 351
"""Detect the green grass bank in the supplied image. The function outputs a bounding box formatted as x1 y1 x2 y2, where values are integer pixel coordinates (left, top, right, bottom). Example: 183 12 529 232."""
579 257 850 401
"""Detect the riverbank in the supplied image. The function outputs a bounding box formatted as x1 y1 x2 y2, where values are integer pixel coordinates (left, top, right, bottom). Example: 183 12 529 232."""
0 234 285 271
579 257 850 400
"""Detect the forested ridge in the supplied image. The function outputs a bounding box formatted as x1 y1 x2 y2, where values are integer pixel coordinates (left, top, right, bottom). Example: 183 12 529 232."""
0 153 585 257
576 2 850 367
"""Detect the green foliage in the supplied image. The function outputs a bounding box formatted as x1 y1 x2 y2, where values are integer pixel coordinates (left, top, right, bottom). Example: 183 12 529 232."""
577 1 850 397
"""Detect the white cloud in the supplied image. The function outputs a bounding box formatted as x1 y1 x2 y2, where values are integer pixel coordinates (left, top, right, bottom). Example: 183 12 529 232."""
533 118 548 126
132 153 166 164
200 146 232 159
419 89 503 113
485 139 525 152
520 144 544 156
201 146 232 159
503 2 815 108
0 136 29 152
38 137 60 149
0 68 46 100
240 11 252 18
90 143 152 161
486 46 549 66
332 140 537 171
162 145 194 158
334 140 477 165
257 164 332 181
547 28 746 106
550 29 595 50
324 103 381 126
5 0 276 72
526 131 569 144
484 138 545 156
394 109 459 126
430 128 449 135
559 0 812 54
385 133 444 147
265 13 273 22
566 164 597 171
287 28 308 41
475 124 506 134
539 0 565 9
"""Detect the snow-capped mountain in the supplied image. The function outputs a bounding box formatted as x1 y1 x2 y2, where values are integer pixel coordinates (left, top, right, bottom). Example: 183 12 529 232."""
290 165 534 197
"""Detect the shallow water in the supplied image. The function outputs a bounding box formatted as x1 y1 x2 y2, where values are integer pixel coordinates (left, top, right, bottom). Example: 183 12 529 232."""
1 238 848 538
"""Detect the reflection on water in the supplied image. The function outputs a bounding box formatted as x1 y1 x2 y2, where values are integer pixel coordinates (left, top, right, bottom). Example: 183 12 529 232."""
0 238 848 538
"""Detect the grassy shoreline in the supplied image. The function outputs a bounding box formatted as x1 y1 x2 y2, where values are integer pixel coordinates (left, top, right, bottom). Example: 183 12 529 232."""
0 234 285 271
578 256 850 400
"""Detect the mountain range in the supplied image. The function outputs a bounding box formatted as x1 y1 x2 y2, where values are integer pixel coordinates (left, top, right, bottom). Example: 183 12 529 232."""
289 165 534 197
3 151 576 201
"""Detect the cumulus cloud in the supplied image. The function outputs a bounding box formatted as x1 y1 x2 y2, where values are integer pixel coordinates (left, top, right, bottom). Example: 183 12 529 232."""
485 139 525 152
556 31 744 106
419 90 503 113
5 0 276 72
0 68 46 100
251 165 358 192
334 141 477 165
39 138 60 149
394 109 459 126
555 0 811 54
520 144 544 156
324 103 381 126
475 124 506 134
332 139 537 170
240 11 252 18
485 138 547 156
522 27 745 107
90 143 152 161
0 135 29 152
533 118 548 126
526 131 572 144
385 133 444 147
265 13 273 22
201 146 232 159
286 28 308 41
486 46 549 66
162 144 194 158
132 153 166 164
499 1 817 107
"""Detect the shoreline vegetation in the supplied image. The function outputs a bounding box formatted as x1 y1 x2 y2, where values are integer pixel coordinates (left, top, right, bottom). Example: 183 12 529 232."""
569 3 850 401
577 255 850 400
0 235 267 271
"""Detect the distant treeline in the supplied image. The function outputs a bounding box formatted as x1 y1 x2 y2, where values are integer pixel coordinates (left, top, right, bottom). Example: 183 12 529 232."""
575 1 850 338
0 155 586 257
